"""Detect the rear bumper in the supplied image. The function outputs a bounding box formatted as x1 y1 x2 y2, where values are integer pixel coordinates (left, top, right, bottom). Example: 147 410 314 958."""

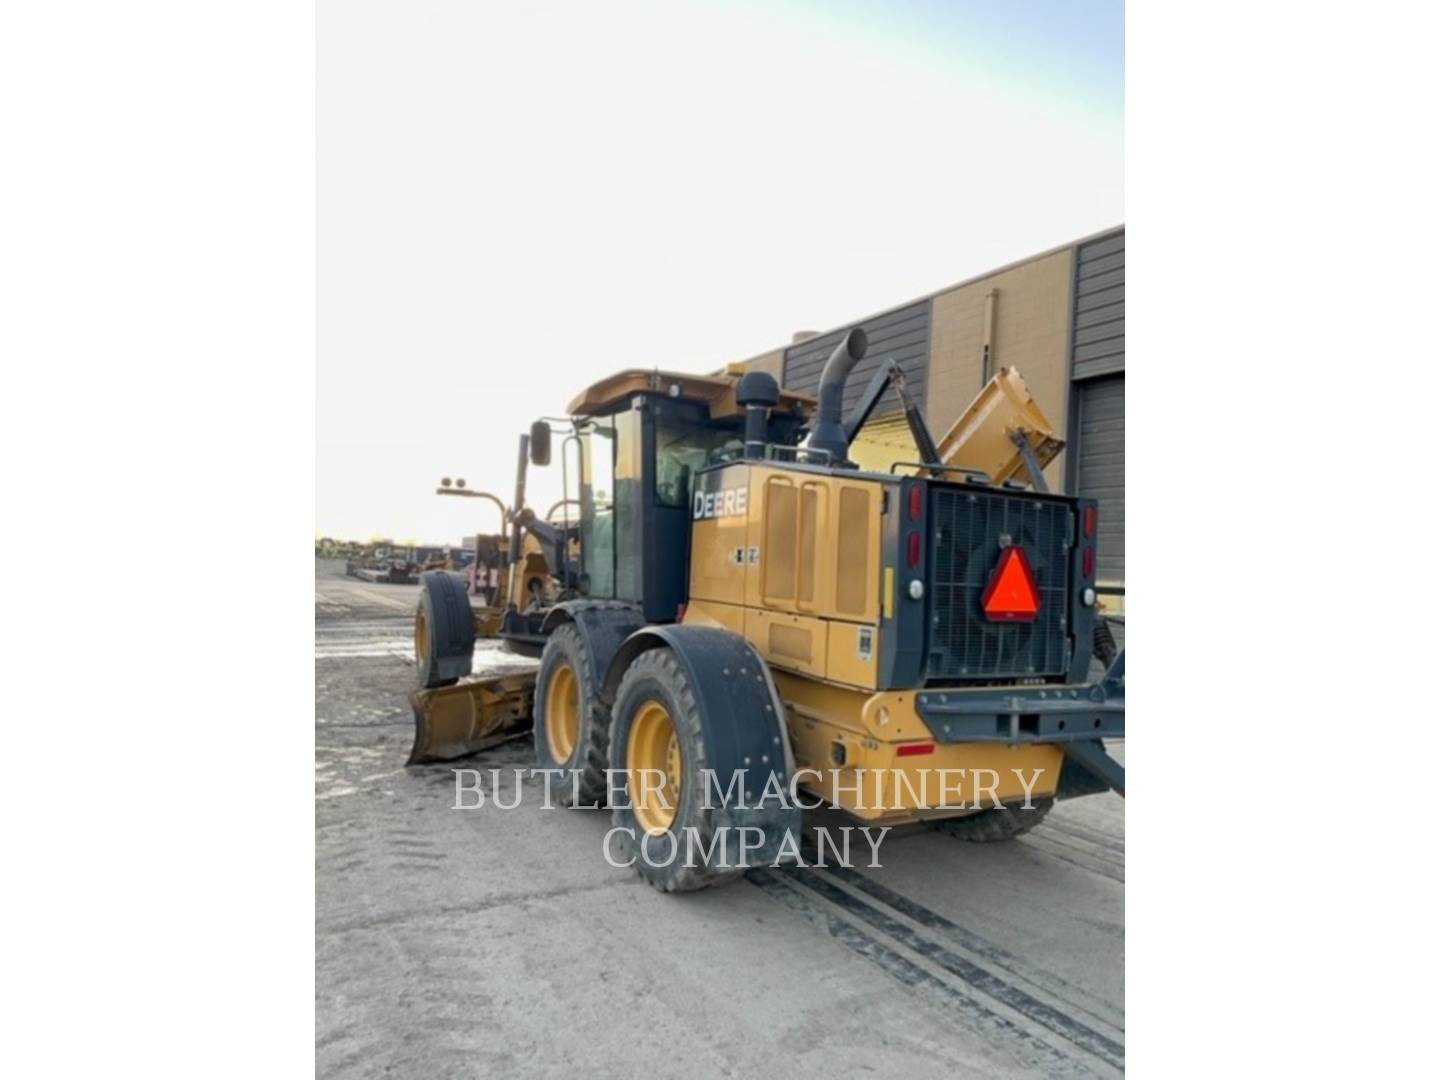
914 650 1124 743
913 650 1125 795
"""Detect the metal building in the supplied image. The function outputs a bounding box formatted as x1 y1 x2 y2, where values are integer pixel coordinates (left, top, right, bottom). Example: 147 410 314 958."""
736 225 1125 596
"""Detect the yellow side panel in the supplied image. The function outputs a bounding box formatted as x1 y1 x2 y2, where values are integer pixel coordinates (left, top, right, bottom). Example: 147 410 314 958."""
744 607 829 679
824 621 878 690
688 463 751 605
797 484 819 606
796 479 837 616
759 476 798 609
701 465 884 687
742 465 880 622
682 598 746 634
771 624 813 663
835 485 875 618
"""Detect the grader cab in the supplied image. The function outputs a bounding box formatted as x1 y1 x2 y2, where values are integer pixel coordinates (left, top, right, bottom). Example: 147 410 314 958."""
410 329 1125 892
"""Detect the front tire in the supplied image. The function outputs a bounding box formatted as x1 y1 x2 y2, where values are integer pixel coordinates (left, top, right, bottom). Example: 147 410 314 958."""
533 623 609 806
415 571 475 688
608 648 744 893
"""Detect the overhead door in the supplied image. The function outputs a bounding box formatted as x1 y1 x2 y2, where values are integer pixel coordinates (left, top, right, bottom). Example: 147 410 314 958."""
1074 375 1124 584
1069 228 1124 588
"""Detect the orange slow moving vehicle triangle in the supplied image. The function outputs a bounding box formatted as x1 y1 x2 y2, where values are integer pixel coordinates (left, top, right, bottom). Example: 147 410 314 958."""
981 546 1040 622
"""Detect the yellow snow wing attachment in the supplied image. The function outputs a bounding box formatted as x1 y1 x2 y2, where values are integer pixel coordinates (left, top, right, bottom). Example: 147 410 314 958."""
406 673 536 765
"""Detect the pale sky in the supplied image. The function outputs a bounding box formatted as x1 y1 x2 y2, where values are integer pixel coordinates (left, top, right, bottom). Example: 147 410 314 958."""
317 0 1123 544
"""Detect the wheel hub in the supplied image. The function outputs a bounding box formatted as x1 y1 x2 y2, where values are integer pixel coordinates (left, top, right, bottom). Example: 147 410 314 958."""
629 700 682 835
545 663 580 764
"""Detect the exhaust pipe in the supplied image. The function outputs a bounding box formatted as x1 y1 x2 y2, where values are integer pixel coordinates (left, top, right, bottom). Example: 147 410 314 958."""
803 327 868 462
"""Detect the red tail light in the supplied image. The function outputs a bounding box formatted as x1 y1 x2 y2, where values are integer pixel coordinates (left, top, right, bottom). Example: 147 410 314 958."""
907 532 921 568
1083 506 1096 538
1082 547 1095 578
908 486 923 521
896 742 935 757
982 546 1040 622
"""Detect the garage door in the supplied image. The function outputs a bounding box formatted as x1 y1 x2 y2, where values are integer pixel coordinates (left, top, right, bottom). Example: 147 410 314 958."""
1074 374 1124 584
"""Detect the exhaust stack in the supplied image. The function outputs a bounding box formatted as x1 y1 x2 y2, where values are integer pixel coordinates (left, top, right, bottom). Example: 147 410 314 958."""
803 327 868 463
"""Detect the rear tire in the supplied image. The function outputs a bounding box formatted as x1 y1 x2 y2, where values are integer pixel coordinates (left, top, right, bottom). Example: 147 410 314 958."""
534 623 609 806
1093 615 1118 669
932 798 1054 842
415 571 475 689
608 648 745 893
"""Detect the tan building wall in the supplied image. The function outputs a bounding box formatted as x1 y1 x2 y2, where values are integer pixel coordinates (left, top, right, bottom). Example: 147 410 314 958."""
727 232 1123 491
744 347 785 380
926 248 1074 487
727 227 1124 593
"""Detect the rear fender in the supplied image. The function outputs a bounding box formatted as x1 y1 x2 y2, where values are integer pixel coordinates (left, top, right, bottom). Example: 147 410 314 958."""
603 625 801 860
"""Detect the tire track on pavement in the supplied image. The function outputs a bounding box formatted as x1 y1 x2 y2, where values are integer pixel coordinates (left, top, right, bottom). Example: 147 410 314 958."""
749 865 1123 1076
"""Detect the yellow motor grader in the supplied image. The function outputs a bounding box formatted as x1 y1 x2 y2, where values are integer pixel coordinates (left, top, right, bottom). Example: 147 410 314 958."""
409 330 1124 891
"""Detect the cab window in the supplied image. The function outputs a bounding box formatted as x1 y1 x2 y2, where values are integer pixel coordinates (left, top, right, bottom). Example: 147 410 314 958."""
580 418 616 597
654 418 740 508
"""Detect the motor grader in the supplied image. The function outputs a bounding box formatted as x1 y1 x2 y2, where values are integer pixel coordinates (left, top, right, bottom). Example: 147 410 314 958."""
409 330 1125 892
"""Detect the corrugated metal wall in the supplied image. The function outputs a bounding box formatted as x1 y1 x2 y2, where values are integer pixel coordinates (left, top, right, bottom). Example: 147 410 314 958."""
1069 228 1124 585
1072 231 1124 380
1074 375 1124 583
782 300 932 419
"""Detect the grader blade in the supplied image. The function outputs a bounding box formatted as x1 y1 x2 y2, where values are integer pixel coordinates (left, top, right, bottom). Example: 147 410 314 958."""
406 672 536 765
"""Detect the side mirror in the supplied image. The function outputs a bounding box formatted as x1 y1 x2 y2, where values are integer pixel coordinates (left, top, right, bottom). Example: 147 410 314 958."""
529 421 552 467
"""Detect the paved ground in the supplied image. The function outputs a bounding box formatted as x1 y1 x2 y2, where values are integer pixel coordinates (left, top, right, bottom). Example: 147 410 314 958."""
316 558 1125 1078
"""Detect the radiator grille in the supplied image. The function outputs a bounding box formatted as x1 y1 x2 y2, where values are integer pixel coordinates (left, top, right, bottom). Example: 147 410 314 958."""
927 488 1072 679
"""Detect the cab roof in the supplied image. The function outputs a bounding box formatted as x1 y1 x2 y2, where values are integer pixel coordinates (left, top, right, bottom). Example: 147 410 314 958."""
566 367 815 422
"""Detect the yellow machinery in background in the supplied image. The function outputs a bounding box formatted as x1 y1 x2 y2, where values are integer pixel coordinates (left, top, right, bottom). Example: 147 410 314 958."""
409 336 1124 891
848 365 1063 487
